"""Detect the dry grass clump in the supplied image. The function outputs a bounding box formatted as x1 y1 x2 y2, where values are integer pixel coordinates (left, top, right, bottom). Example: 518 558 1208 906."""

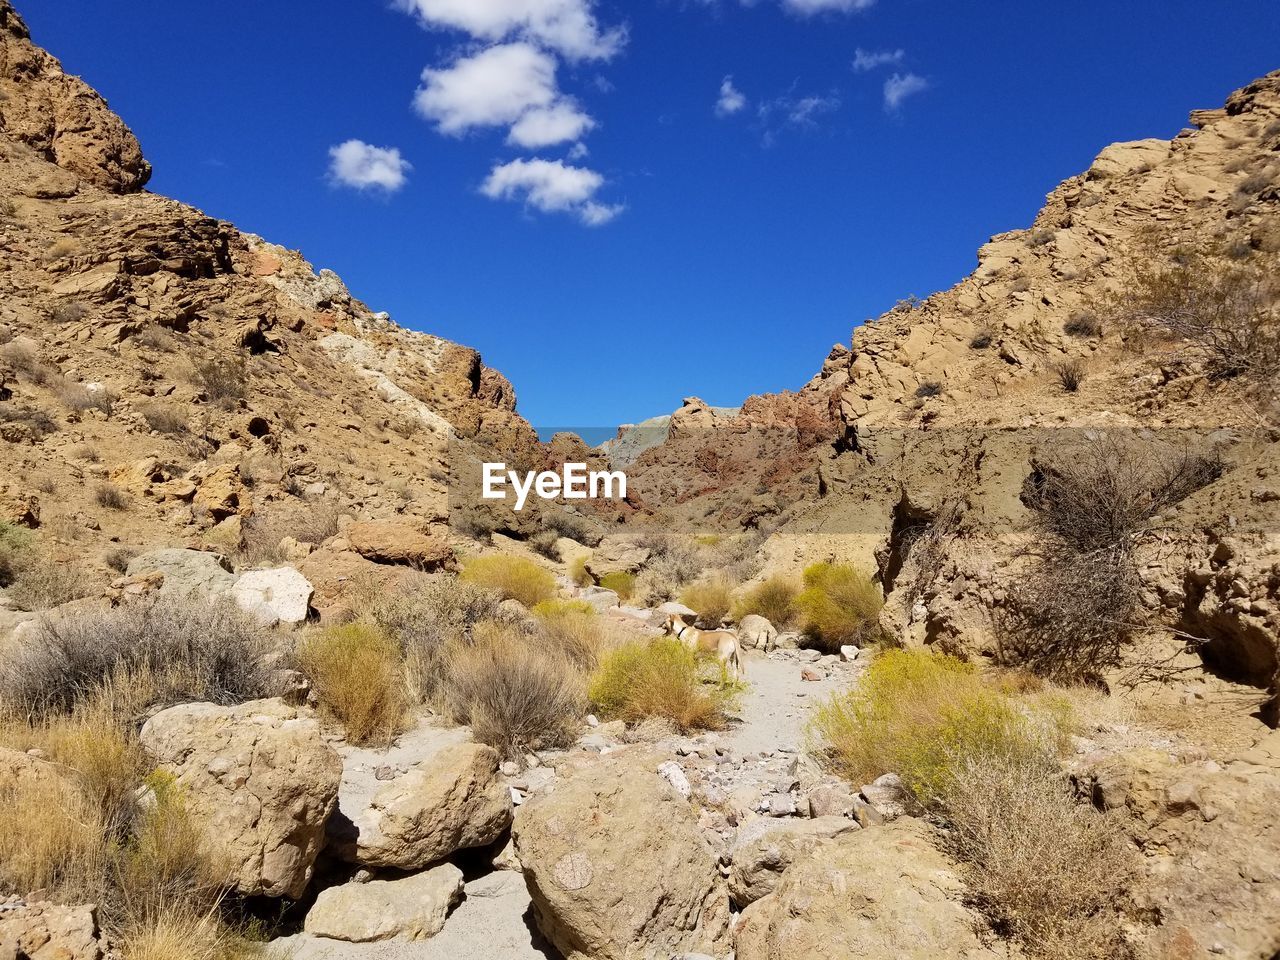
460 554 556 607
443 622 585 759
190 356 248 407
139 402 189 435
296 624 410 747
532 598 604 669
598 570 636 602
1002 436 1222 682
809 649 1133 960
0 401 59 439
0 595 278 718
588 636 735 732
732 576 799 628
95 482 130 510
795 562 883 652
56 379 116 416
1052 358 1086 393
569 554 592 586
679 575 734 626
0 528 95 611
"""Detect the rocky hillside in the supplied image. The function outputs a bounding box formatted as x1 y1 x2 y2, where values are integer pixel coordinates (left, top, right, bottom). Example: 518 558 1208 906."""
0 0 553 607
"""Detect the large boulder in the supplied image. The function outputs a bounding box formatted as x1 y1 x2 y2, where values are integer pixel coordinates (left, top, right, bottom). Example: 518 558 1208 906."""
344 520 452 569
728 816 859 907
734 821 1003 960
0 898 104 960
303 864 464 943
295 546 418 621
332 742 511 870
738 614 778 651
231 566 313 626
125 548 236 598
512 750 731 960
138 699 342 898
583 538 650 579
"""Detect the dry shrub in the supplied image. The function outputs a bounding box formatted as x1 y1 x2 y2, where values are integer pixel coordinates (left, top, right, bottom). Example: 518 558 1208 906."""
296 624 409 746
1064 311 1102 338
540 509 602 547
679 575 734 627
1109 240 1279 380
945 754 1134 960
0 401 59 439
532 598 603 669
0 761 106 897
139 402 189 435
95 482 129 510
118 909 238 960
588 637 734 732
732 576 799 627
1052 358 1086 392
191 356 248 407
443 622 585 760
460 554 556 607
4 540 95 611
0 595 278 718
568 554 592 586
1002 436 1222 682
598 570 636 602
795 562 883 652
57 379 116 416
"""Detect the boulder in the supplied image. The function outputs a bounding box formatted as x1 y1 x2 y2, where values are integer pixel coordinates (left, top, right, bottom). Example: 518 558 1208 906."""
296 547 417 621
512 750 731 960
657 600 698 620
303 863 464 943
138 699 342 898
583 538 650 579
192 464 243 521
332 742 512 870
738 614 778 651
125 548 236 598
728 816 859 907
735 821 1003 960
578 586 620 612
0 899 104 960
344 520 452 569
231 566 313 626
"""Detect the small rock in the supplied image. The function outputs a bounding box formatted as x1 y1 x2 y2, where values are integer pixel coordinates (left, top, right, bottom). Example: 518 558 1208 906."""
658 760 692 799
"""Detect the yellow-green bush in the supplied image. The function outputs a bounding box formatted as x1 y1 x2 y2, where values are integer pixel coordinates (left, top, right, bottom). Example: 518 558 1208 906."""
460 554 556 607
568 554 592 587
732 576 799 627
679 575 734 626
795 562 883 651
809 648 1051 804
296 624 410 746
588 637 733 732
598 570 636 602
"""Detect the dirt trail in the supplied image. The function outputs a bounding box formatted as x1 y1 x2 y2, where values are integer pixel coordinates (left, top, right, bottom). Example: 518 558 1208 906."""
278 642 859 959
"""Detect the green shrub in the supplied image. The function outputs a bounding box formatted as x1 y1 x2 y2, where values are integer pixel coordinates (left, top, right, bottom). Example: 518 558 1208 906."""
296 624 409 746
598 570 636 602
795 562 883 651
589 637 734 732
532 599 602 669
809 648 1052 804
460 554 556 607
679 575 734 626
568 554 592 587
732 576 799 627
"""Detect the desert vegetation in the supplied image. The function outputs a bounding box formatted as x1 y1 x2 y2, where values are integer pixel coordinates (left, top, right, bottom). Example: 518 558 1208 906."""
588 636 736 732
795 562 884 651
811 649 1133 959
460 554 556 607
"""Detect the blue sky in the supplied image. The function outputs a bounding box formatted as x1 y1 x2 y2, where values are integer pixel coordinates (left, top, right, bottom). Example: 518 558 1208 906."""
26 1 1280 430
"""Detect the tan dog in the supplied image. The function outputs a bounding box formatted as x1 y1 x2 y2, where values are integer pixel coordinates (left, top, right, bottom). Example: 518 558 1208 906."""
665 613 744 682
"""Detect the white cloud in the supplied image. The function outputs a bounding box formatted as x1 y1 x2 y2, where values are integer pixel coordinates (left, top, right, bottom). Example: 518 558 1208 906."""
507 101 596 148
414 43 559 135
481 157 621 225
393 0 624 61
884 71 928 111
327 140 411 192
567 142 590 159
716 76 747 116
852 47 904 71
785 94 839 125
781 0 875 13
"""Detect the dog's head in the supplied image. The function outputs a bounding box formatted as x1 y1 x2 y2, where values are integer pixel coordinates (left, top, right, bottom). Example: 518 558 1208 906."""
664 613 689 635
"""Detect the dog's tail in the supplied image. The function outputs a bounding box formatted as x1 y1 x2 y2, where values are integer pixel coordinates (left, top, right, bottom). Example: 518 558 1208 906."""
731 640 744 681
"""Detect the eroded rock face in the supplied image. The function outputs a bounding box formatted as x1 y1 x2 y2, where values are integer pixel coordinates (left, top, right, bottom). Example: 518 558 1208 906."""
344 520 453 570
303 864 464 943
0 899 104 960
0 1 151 192
138 699 342 898
734 820 1003 960
332 742 512 870
125 548 236 598
512 750 731 960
